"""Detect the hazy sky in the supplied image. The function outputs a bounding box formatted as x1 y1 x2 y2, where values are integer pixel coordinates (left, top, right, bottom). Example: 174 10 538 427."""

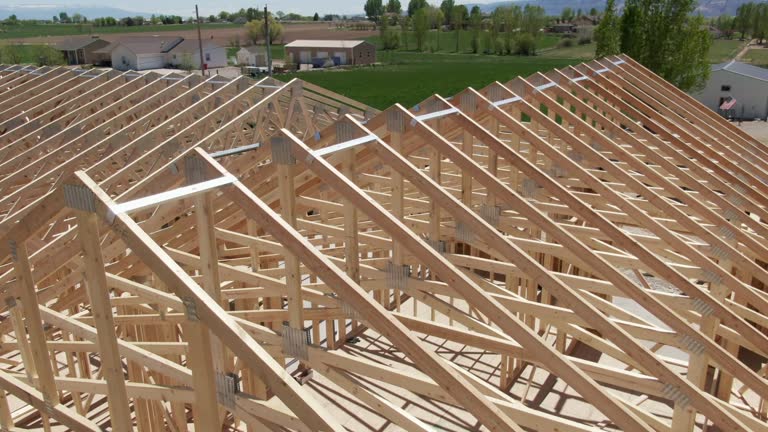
6 0 486 18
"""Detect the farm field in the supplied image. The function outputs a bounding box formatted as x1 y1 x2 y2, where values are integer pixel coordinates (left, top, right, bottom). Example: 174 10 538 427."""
0 22 240 40
0 22 377 46
364 30 561 54
280 51 579 109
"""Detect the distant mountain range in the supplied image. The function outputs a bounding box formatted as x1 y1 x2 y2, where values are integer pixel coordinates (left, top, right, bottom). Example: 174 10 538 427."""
465 0 757 17
0 5 151 20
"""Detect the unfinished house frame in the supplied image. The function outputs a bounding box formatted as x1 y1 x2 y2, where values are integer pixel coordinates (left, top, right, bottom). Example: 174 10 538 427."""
0 54 765 432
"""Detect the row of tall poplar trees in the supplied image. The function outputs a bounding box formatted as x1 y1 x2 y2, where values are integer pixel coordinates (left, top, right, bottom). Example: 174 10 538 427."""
595 0 711 91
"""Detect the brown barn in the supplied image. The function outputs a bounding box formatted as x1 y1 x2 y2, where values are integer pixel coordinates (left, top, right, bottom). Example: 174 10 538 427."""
284 40 376 67
55 37 111 65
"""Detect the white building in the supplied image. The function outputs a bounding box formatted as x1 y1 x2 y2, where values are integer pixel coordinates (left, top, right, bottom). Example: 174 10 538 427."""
167 39 227 70
693 60 768 120
236 46 267 66
99 36 183 71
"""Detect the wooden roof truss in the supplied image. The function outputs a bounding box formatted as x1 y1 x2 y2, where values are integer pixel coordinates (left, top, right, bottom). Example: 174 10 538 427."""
0 55 765 431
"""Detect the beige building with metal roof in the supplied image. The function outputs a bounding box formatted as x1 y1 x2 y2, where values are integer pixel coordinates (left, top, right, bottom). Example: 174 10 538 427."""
284 39 376 67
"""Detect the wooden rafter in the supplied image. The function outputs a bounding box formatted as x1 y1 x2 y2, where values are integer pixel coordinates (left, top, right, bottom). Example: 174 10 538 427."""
0 57 765 431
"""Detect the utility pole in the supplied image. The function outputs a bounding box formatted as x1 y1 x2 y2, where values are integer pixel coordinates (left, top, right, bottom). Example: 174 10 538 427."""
265 5 272 76
195 4 206 76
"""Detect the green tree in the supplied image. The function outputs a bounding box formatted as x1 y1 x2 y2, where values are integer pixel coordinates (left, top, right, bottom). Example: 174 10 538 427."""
440 0 455 25
521 4 545 35
470 5 482 53
434 8 445 50
313 12 320 21
408 0 428 17
413 7 429 50
735 2 754 40
386 0 402 14
380 14 400 49
365 0 384 22
403 16 412 49
245 15 283 45
515 33 536 55
619 0 711 91
589 7 599 15
502 6 522 54
561 7 574 22
490 8 504 54
619 2 642 58
595 0 620 57
179 52 194 73
452 5 467 51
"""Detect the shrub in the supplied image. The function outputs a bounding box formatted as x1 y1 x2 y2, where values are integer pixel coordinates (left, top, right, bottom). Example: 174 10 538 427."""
33 45 65 66
515 33 536 55
559 38 575 48
576 29 592 45
383 29 400 50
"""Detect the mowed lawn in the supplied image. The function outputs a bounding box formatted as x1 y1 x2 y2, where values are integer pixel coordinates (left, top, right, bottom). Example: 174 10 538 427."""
708 38 748 63
0 22 240 39
281 52 579 109
540 41 597 59
741 47 768 67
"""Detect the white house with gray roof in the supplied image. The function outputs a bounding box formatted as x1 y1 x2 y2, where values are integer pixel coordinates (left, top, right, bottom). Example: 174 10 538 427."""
693 60 768 120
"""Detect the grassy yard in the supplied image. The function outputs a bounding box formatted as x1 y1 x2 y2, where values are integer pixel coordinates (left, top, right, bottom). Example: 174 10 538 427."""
280 51 578 109
0 22 240 40
741 48 768 67
365 30 561 54
540 41 597 60
226 44 285 61
708 38 748 63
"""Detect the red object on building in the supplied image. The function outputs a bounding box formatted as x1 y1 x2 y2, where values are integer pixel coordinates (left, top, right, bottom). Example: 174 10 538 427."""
720 98 736 110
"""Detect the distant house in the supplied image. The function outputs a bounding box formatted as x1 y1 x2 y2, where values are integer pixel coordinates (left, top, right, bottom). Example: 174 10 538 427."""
549 23 576 33
98 36 183 71
708 25 724 39
284 40 375 67
167 39 227 70
55 37 111 65
236 46 267 66
693 60 768 120
571 15 599 27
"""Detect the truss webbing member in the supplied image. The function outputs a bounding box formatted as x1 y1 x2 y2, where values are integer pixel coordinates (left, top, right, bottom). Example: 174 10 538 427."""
69 171 346 432
192 147 527 432
387 103 759 431
257 129 656 431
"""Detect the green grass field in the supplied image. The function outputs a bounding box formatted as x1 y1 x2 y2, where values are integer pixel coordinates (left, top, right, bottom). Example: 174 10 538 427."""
540 41 597 59
226 44 285 61
281 51 578 109
364 30 561 54
708 38 748 63
0 22 240 40
741 48 768 67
